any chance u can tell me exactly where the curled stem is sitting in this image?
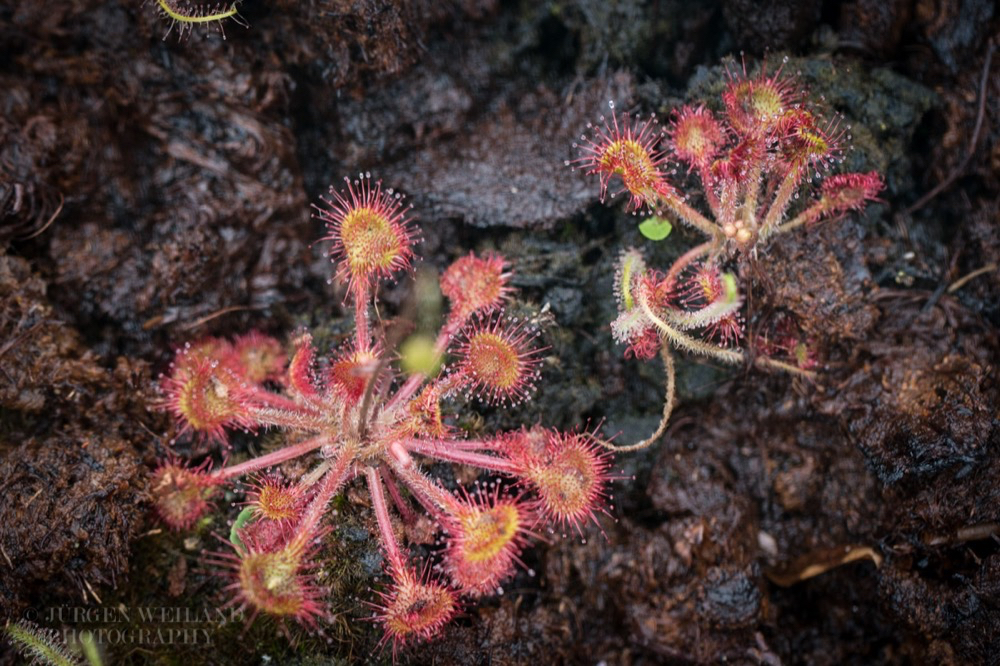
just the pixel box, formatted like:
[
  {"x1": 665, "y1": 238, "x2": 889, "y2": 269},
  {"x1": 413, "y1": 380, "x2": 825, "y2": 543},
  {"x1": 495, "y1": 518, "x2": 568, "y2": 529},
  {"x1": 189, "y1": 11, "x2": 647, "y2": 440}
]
[
  {"x1": 598, "y1": 346, "x2": 675, "y2": 452},
  {"x1": 600, "y1": 292, "x2": 816, "y2": 453}
]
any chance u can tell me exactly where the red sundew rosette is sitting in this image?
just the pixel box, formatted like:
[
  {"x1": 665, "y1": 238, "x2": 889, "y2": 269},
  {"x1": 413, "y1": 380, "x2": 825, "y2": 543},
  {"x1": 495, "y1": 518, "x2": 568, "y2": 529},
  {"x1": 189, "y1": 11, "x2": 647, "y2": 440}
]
[
  {"x1": 150, "y1": 459, "x2": 220, "y2": 531},
  {"x1": 668, "y1": 105, "x2": 726, "y2": 171},
  {"x1": 326, "y1": 342, "x2": 381, "y2": 404},
  {"x1": 805, "y1": 171, "x2": 886, "y2": 224},
  {"x1": 504, "y1": 428, "x2": 614, "y2": 535},
  {"x1": 440, "y1": 252, "x2": 512, "y2": 325},
  {"x1": 442, "y1": 493, "x2": 532, "y2": 596},
  {"x1": 451, "y1": 315, "x2": 545, "y2": 406},
  {"x1": 313, "y1": 175, "x2": 418, "y2": 299},
  {"x1": 571, "y1": 107, "x2": 670, "y2": 212},
  {"x1": 374, "y1": 567, "x2": 458, "y2": 654},
  {"x1": 159, "y1": 352, "x2": 256, "y2": 446},
  {"x1": 227, "y1": 331, "x2": 286, "y2": 385},
  {"x1": 722, "y1": 61, "x2": 798, "y2": 138}
]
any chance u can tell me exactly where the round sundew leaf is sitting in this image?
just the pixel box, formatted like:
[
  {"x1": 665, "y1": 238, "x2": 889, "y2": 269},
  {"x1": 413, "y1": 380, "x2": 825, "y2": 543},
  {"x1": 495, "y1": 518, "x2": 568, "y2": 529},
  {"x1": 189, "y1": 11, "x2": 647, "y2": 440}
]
[{"x1": 638, "y1": 217, "x2": 673, "y2": 241}]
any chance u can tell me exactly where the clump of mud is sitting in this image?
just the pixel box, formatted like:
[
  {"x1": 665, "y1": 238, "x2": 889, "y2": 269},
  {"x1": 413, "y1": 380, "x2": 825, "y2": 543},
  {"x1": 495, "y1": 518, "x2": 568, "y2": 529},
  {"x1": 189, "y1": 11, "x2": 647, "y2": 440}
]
[{"x1": 0, "y1": 250, "x2": 149, "y2": 614}]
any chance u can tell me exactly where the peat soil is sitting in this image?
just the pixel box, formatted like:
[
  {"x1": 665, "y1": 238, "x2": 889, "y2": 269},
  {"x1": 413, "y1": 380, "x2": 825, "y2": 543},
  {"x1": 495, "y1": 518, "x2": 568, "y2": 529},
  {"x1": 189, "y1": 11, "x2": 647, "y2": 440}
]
[{"x1": 1, "y1": 1, "x2": 999, "y2": 664}]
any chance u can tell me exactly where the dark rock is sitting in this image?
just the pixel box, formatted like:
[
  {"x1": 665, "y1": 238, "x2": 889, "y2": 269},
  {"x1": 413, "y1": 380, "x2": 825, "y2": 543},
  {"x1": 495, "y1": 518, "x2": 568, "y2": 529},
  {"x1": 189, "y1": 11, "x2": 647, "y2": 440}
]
[{"x1": 722, "y1": 0, "x2": 821, "y2": 53}]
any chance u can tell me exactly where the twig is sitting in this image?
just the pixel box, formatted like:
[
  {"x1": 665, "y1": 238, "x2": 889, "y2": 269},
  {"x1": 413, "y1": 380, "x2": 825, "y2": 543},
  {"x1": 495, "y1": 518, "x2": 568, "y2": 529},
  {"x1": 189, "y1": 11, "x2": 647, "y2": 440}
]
[
  {"x1": 903, "y1": 40, "x2": 996, "y2": 216},
  {"x1": 0, "y1": 323, "x2": 44, "y2": 361},
  {"x1": 82, "y1": 578, "x2": 103, "y2": 605},
  {"x1": 924, "y1": 522, "x2": 999, "y2": 546},
  {"x1": 766, "y1": 545, "x2": 882, "y2": 587},
  {"x1": 947, "y1": 263, "x2": 998, "y2": 293},
  {"x1": 178, "y1": 305, "x2": 256, "y2": 330},
  {"x1": 18, "y1": 193, "x2": 64, "y2": 240},
  {"x1": 754, "y1": 355, "x2": 817, "y2": 380}
]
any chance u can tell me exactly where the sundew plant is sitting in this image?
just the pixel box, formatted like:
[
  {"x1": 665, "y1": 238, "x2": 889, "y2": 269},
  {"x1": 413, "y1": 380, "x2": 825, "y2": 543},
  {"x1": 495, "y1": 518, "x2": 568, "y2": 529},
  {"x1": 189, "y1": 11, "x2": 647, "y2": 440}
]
[
  {"x1": 151, "y1": 175, "x2": 616, "y2": 653},
  {"x1": 572, "y1": 58, "x2": 884, "y2": 450}
]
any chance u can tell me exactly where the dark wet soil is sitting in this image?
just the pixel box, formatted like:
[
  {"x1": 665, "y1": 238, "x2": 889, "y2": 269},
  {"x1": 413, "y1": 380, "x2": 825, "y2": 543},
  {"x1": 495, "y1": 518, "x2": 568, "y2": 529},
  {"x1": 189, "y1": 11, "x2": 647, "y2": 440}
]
[{"x1": 1, "y1": 1, "x2": 998, "y2": 664}]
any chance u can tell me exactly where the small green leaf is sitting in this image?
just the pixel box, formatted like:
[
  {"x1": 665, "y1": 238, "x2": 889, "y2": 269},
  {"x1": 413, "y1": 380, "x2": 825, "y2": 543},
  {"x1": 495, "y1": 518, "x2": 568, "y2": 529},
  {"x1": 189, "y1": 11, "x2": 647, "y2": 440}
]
[
  {"x1": 230, "y1": 506, "x2": 256, "y2": 554},
  {"x1": 638, "y1": 217, "x2": 673, "y2": 241}
]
